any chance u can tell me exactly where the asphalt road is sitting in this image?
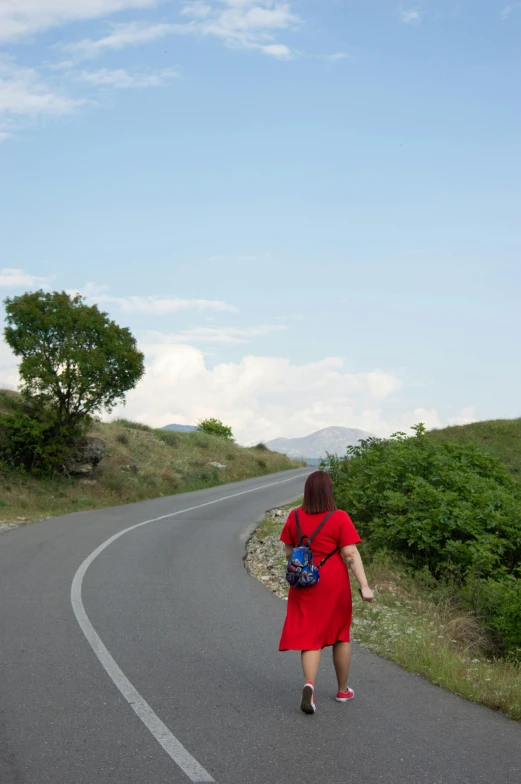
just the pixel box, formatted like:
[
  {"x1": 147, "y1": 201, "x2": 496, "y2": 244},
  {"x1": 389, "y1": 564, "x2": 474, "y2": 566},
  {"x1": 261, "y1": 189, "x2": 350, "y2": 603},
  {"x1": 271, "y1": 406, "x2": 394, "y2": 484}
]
[{"x1": 1, "y1": 468, "x2": 520, "y2": 784}]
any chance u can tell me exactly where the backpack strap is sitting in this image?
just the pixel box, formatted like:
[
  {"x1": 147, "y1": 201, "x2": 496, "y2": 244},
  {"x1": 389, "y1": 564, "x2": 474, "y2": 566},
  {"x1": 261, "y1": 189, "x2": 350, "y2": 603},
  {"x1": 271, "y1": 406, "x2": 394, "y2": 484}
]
[
  {"x1": 318, "y1": 547, "x2": 339, "y2": 568},
  {"x1": 294, "y1": 509, "x2": 338, "y2": 566},
  {"x1": 308, "y1": 510, "x2": 335, "y2": 546},
  {"x1": 294, "y1": 508, "x2": 304, "y2": 546}
]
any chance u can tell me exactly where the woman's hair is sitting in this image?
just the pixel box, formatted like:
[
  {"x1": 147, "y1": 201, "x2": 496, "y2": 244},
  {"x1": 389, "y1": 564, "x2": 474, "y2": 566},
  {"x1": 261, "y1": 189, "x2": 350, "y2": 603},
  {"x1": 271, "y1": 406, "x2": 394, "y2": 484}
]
[{"x1": 302, "y1": 470, "x2": 337, "y2": 514}]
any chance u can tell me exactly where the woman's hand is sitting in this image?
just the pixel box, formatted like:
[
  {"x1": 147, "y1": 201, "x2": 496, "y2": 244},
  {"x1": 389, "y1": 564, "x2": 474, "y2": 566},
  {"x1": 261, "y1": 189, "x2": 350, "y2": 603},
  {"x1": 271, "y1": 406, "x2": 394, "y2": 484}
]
[{"x1": 360, "y1": 586, "x2": 374, "y2": 602}]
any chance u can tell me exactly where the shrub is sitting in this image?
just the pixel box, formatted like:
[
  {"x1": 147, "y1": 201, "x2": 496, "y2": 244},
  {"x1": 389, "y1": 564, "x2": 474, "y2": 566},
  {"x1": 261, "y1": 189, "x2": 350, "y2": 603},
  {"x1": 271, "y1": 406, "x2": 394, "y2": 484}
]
[
  {"x1": 193, "y1": 465, "x2": 220, "y2": 485},
  {"x1": 197, "y1": 418, "x2": 233, "y2": 439},
  {"x1": 463, "y1": 575, "x2": 521, "y2": 657},
  {"x1": 325, "y1": 425, "x2": 521, "y2": 580},
  {"x1": 156, "y1": 430, "x2": 180, "y2": 447},
  {"x1": 0, "y1": 410, "x2": 77, "y2": 474},
  {"x1": 255, "y1": 442, "x2": 269, "y2": 451},
  {"x1": 190, "y1": 431, "x2": 212, "y2": 449},
  {"x1": 116, "y1": 432, "x2": 129, "y2": 445},
  {"x1": 324, "y1": 424, "x2": 521, "y2": 658}
]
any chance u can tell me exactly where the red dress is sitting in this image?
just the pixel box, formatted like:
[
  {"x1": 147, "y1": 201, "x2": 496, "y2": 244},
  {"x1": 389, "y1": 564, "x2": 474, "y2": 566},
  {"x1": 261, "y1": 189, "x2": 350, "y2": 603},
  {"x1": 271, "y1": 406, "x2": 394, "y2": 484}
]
[{"x1": 279, "y1": 507, "x2": 362, "y2": 651}]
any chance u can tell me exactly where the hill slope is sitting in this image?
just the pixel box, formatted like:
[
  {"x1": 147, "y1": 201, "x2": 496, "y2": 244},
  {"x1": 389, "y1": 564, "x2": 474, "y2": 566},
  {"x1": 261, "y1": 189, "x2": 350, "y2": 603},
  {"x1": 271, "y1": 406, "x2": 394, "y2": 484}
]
[
  {"x1": 266, "y1": 426, "x2": 374, "y2": 460},
  {"x1": 427, "y1": 418, "x2": 521, "y2": 478},
  {"x1": 0, "y1": 401, "x2": 302, "y2": 526}
]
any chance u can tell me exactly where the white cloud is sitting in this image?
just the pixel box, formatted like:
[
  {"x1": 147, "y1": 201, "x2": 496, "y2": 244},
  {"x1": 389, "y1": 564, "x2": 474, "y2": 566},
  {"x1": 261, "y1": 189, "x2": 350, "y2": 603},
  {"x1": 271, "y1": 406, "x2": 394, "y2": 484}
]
[
  {"x1": 111, "y1": 342, "x2": 407, "y2": 442},
  {"x1": 92, "y1": 294, "x2": 237, "y2": 314},
  {"x1": 324, "y1": 52, "x2": 349, "y2": 62},
  {"x1": 62, "y1": 21, "x2": 179, "y2": 58},
  {"x1": 64, "y1": 2, "x2": 299, "y2": 60},
  {"x1": 399, "y1": 6, "x2": 421, "y2": 24},
  {"x1": 69, "y1": 283, "x2": 237, "y2": 313},
  {"x1": 174, "y1": 1, "x2": 300, "y2": 58},
  {"x1": 144, "y1": 324, "x2": 285, "y2": 345},
  {"x1": 112, "y1": 341, "x2": 483, "y2": 444},
  {"x1": 0, "y1": 0, "x2": 166, "y2": 42},
  {"x1": 259, "y1": 43, "x2": 293, "y2": 59},
  {"x1": 501, "y1": 4, "x2": 521, "y2": 19},
  {"x1": 0, "y1": 268, "x2": 51, "y2": 287},
  {"x1": 0, "y1": 59, "x2": 82, "y2": 127},
  {"x1": 447, "y1": 406, "x2": 477, "y2": 427},
  {"x1": 78, "y1": 67, "x2": 178, "y2": 88},
  {"x1": 181, "y1": 1, "x2": 212, "y2": 18}
]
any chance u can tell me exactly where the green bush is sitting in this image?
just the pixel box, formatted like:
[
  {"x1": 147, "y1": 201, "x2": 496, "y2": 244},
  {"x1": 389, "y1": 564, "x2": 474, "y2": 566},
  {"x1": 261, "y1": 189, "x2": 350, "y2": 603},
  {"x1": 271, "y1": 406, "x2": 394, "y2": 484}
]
[
  {"x1": 193, "y1": 465, "x2": 221, "y2": 485},
  {"x1": 197, "y1": 417, "x2": 233, "y2": 439},
  {"x1": 0, "y1": 411, "x2": 44, "y2": 471},
  {"x1": 324, "y1": 424, "x2": 521, "y2": 658},
  {"x1": 461, "y1": 575, "x2": 521, "y2": 657},
  {"x1": 190, "y1": 431, "x2": 212, "y2": 449},
  {"x1": 325, "y1": 425, "x2": 521, "y2": 580},
  {"x1": 156, "y1": 430, "x2": 180, "y2": 447},
  {"x1": 0, "y1": 408, "x2": 79, "y2": 474}
]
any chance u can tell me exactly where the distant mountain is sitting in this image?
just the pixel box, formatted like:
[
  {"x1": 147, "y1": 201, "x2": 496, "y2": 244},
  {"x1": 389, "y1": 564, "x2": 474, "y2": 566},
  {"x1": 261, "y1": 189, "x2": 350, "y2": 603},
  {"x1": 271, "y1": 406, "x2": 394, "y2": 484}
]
[
  {"x1": 162, "y1": 424, "x2": 197, "y2": 432},
  {"x1": 266, "y1": 426, "x2": 373, "y2": 461}
]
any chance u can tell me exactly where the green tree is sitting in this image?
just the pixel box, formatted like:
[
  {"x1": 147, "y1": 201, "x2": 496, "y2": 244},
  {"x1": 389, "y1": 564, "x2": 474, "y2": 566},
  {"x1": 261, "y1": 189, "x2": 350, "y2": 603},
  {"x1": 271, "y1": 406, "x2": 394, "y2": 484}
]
[
  {"x1": 197, "y1": 417, "x2": 233, "y2": 439},
  {"x1": 3, "y1": 290, "x2": 145, "y2": 435}
]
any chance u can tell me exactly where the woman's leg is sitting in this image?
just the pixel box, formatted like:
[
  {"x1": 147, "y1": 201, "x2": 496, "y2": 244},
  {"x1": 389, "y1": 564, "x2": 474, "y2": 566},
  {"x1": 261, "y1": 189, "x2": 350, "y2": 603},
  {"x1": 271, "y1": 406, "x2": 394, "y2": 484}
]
[
  {"x1": 332, "y1": 642, "x2": 351, "y2": 691},
  {"x1": 301, "y1": 649, "x2": 321, "y2": 684}
]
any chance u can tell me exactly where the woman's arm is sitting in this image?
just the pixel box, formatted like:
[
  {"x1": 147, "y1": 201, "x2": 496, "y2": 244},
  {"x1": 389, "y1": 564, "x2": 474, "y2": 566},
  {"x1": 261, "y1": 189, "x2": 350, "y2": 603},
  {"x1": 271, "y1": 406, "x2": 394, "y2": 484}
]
[
  {"x1": 341, "y1": 544, "x2": 374, "y2": 602},
  {"x1": 284, "y1": 544, "x2": 294, "y2": 559}
]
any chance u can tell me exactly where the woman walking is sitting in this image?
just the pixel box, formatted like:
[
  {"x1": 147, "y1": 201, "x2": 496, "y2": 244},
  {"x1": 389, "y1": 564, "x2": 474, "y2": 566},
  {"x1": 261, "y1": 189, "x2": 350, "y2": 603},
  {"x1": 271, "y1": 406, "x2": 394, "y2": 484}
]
[{"x1": 279, "y1": 471, "x2": 373, "y2": 714}]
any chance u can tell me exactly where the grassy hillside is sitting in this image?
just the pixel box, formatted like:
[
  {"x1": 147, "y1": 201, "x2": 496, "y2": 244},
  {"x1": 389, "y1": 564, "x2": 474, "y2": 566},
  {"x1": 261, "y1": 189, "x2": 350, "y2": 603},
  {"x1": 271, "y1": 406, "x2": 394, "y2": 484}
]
[
  {"x1": 0, "y1": 401, "x2": 302, "y2": 525},
  {"x1": 427, "y1": 418, "x2": 521, "y2": 478}
]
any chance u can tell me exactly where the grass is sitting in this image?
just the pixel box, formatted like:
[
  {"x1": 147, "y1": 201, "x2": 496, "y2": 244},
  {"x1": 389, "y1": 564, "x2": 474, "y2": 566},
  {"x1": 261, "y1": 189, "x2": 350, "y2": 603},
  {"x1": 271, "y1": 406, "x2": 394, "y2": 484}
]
[
  {"x1": 247, "y1": 502, "x2": 521, "y2": 722},
  {"x1": 0, "y1": 411, "x2": 303, "y2": 525},
  {"x1": 427, "y1": 418, "x2": 521, "y2": 479}
]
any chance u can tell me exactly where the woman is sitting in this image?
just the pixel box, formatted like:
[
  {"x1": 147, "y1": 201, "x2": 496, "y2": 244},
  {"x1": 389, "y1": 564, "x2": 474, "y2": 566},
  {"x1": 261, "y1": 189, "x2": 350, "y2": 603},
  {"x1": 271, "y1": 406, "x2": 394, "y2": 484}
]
[{"x1": 279, "y1": 470, "x2": 373, "y2": 714}]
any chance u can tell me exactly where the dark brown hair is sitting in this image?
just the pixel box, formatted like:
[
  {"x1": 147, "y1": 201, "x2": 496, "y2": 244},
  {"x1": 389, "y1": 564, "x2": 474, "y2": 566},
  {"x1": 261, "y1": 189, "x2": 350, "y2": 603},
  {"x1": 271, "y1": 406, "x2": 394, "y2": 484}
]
[{"x1": 302, "y1": 470, "x2": 337, "y2": 514}]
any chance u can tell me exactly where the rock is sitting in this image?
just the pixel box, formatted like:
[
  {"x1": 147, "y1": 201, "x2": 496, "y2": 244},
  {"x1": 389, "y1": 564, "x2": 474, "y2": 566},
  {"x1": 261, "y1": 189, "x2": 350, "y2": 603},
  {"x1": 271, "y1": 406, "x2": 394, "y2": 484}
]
[
  {"x1": 121, "y1": 463, "x2": 139, "y2": 473},
  {"x1": 63, "y1": 436, "x2": 106, "y2": 476},
  {"x1": 74, "y1": 437, "x2": 105, "y2": 465},
  {"x1": 69, "y1": 463, "x2": 92, "y2": 476},
  {"x1": 209, "y1": 462, "x2": 227, "y2": 469}
]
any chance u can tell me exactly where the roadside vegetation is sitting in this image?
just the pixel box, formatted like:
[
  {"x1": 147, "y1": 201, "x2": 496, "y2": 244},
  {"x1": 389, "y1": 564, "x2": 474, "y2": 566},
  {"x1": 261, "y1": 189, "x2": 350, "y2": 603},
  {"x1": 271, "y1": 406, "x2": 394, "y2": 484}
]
[
  {"x1": 324, "y1": 424, "x2": 521, "y2": 661},
  {"x1": 0, "y1": 407, "x2": 301, "y2": 525},
  {"x1": 246, "y1": 501, "x2": 521, "y2": 721}
]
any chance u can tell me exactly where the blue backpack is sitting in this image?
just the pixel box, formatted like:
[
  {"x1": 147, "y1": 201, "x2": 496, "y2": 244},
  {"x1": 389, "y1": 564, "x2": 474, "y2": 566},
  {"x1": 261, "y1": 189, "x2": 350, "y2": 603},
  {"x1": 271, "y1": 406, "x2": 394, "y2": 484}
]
[{"x1": 285, "y1": 509, "x2": 338, "y2": 588}]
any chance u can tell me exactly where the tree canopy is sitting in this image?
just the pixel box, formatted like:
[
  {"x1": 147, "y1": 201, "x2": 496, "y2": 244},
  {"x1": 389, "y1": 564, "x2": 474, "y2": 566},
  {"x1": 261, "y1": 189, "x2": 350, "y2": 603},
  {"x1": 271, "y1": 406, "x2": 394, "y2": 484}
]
[
  {"x1": 3, "y1": 290, "x2": 145, "y2": 431},
  {"x1": 197, "y1": 417, "x2": 234, "y2": 439}
]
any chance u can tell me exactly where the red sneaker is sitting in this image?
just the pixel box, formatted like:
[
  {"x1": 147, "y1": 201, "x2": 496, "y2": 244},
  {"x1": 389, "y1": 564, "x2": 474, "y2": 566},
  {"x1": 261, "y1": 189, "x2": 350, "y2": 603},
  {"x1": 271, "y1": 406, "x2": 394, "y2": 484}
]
[
  {"x1": 336, "y1": 688, "x2": 355, "y2": 703},
  {"x1": 300, "y1": 682, "x2": 316, "y2": 714}
]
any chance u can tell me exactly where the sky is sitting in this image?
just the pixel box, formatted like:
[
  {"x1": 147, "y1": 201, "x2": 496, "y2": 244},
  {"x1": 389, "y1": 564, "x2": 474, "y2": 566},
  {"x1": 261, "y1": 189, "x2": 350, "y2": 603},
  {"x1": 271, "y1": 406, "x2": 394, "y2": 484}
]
[{"x1": 0, "y1": 1, "x2": 520, "y2": 445}]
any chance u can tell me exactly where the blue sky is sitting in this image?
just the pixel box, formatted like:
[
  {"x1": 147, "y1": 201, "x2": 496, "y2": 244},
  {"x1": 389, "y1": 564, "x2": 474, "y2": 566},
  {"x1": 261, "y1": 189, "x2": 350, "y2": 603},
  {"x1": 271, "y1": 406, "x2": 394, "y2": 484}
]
[{"x1": 0, "y1": 1, "x2": 520, "y2": 444}]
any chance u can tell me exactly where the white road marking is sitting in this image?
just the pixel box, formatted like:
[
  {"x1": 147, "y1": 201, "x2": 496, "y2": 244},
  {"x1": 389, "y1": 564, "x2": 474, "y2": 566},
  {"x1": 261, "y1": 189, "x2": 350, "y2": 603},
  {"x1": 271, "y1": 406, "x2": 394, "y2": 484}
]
[{"x1": 71, "y1": 471, "x2": 308, "y2": 783}]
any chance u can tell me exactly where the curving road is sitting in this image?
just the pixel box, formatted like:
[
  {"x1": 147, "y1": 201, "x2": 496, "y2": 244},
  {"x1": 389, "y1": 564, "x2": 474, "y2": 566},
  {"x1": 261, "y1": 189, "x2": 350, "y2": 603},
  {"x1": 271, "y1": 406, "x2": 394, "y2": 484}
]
[{"x1": 1, "y1": 468, "x2": 520, "y2": 784}]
